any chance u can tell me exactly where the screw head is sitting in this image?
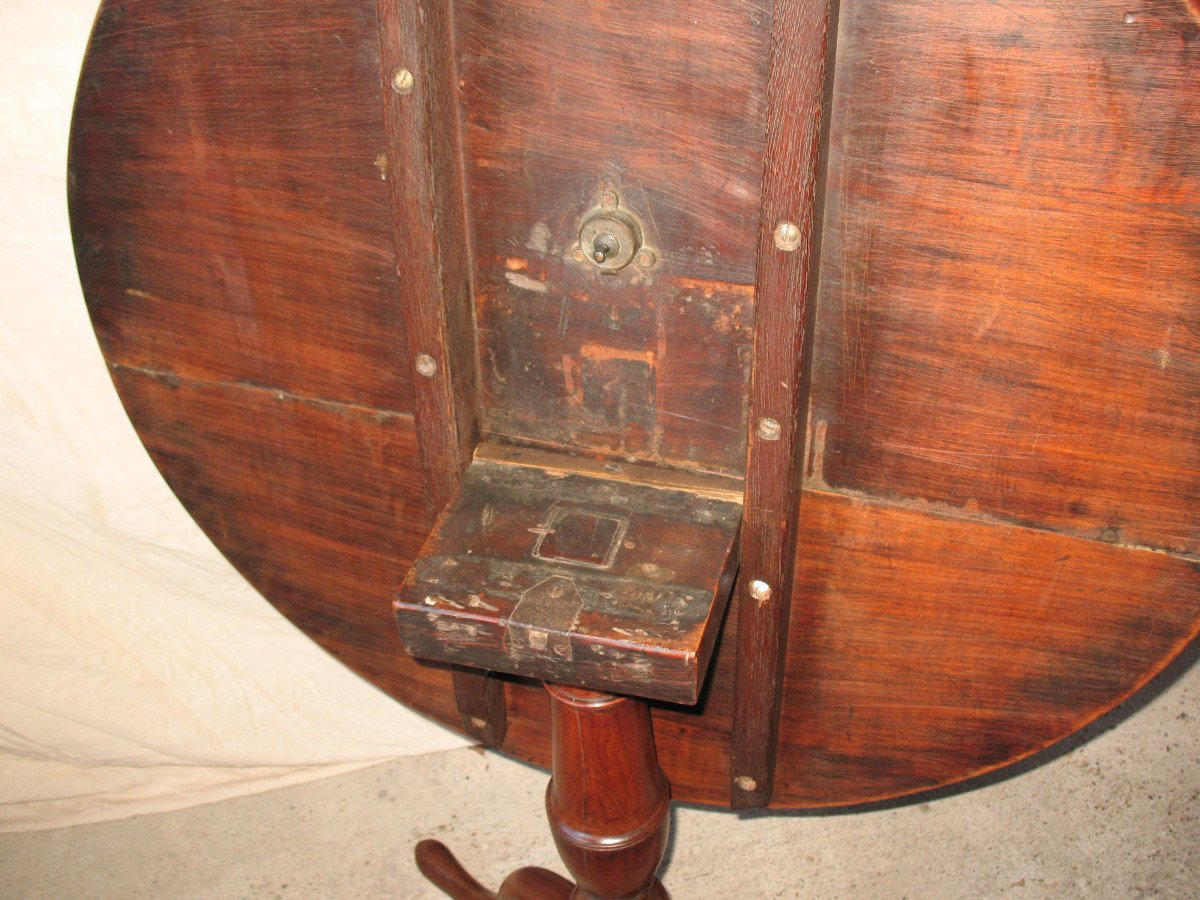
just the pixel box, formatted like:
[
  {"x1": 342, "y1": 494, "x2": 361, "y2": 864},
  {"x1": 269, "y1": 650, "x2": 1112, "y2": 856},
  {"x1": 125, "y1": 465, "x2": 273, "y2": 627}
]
[
  {"x1": 757, "y1": 417, "x2": 782, "y2": 441},
  {"x1": 774, "y1": 221, "x2": 802, "y2": 251},
  {"x1": 592, "y1": 232, "x2": 619, "y2": 264},
  {"x1": 735, "y1": 775, "x2": 758, "y2": 792},
  {"x1": 637, "y1": 248, "x2": 657, "y2": 268},
  {"x1": 579, "y1": 211, "x2": 640, "y2": 271},
  {"x1": 748, "y1": 579, "x2": 772, "y2": 603},
  {"x1": 390, "y1": 67, "x2": 415, "y2": 95},
  {"x1": 415, "y1": 353, "x2": 438, "y2": 378},
  {"x1": 571, "y1": 246, "x2": 586, "y2": 262},
  {"x1": 599, "y1": 190, "x2": 619, "y2": 209}
]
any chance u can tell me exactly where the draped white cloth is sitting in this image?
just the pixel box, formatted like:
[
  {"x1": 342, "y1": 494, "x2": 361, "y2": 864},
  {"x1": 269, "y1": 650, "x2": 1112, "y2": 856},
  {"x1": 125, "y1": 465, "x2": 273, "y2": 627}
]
[{"x1": 0, "y1": 0, "x2": 467, "y2": 833}]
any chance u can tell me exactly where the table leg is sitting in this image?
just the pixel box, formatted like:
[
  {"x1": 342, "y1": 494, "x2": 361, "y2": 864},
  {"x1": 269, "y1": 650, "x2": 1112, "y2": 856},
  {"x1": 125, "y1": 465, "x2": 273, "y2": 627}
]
[{"x1": 415, "y1": 682, "x2": 670, "y2": 900}]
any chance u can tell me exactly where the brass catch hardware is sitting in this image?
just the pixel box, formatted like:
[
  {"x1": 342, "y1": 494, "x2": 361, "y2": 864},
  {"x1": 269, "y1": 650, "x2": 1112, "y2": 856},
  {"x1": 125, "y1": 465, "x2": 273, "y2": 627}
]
[{"x1": 571, "y1": 188, "x2": 657, "y2": 272}]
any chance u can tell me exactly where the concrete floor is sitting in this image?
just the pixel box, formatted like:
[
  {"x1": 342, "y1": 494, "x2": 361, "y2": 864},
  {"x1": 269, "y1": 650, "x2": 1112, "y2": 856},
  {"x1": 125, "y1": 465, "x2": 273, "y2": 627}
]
[{"x1": 4, "y1": 659, "x2": 1199, "y2": 899}]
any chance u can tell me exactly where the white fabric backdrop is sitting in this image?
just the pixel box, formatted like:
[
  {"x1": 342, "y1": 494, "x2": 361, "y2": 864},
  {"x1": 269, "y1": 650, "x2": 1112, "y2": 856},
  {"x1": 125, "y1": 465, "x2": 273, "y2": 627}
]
[{"x1": 0, "y1": 1, "x2": 467, "y2": 833}]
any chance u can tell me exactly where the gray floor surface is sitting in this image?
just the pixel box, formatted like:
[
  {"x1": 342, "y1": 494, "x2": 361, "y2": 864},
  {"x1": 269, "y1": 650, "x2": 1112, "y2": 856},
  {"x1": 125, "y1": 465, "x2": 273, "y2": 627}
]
[{"x1": 4, "y1": 658, "x2": 1199, "y2": 899}]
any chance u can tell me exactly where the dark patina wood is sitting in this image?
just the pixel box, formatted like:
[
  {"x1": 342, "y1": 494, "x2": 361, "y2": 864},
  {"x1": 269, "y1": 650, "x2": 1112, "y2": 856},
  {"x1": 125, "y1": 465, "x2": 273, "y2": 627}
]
[
  {"x1": 732, "y1": 0, "x2": 840, "y2": 808},
  {"x1": 395, "y1": 448, "x2": 741, "y2": 704},
  {"x1": 811, "y1": 0, "x2": 1200, "y2": 556},
  {"x1": 456, "y1": 0, "x2": 771, "y2": 477},
  {"x1": 97, "y1": 364, "x2": 1200, "y2": 808},
  {"x1": 70, "y1": 0, "x2": 411, "y2": 413},
  {"x1": 376, "y1": 0, "x2": 477, "y2": 504},
  {"x1": 70, "y1": 0, "x2": 1200, "y2": 828}
]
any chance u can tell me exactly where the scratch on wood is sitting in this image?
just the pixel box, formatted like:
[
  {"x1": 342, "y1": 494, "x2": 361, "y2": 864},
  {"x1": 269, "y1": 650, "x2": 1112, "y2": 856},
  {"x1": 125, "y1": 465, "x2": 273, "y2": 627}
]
[
  {"x1": 808, "y1": 483, "x2": 1200, "y2": 564},
  {"x1": 658, "y1": 409, "x2": 739, "y2": 434},
  {"x1": 526, "y1": 222, "x2": 552, "y2": 253},
  {"x1": 656, "y1": 304, "x2": 668, "y2": 360},
  {"x1": 435, "y1": 620, "x2": 482, "y2": 640},
  {"x1": 974, "y1": 300, "x2": 1001, "y2": 339},
  {"x1": 505, "y1": 271, "x2": 550, "y2": 293},
  {"x1": 1156, "y1": 324, "x2": 1173, "y2": 369},
  {"x1": 806, "y1": 417, "x2": 829, "y2": 487},
  {"x1": 580, "y1": 342, "x2": 655, "y2": 366},
  {"x1": 1038, "y1": 554, "x2": 1070, "y2": 608},
  {"x1": 468, "y1": 593, "x2": 499, "y2": 612},
  {"x1": 670, "y1": 275, "x2": 756, "y2": 298},
  {"x1": 109, "y1": 363, "x2": 411, "y2": 420},
  {"x1": 125, "y1": 287, "x2": 168, "y2": 302},
  {"x1": 486, "y1": 346, "x2": 508, "y2": 385}
]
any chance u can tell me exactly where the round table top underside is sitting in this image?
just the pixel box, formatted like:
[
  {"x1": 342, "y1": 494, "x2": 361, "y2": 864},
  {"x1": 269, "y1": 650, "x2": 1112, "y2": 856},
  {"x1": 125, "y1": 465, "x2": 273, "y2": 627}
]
[{"x1": 69, "y1": 0, "x2": 1200, "y2": 808}]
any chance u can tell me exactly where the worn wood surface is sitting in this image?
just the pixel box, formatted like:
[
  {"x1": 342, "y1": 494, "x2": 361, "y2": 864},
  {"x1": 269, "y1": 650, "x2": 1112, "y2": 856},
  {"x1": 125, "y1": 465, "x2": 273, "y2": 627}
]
[
  {"x1": 812, "y1": 0, "x2": 1200, "y2": 554},
  {"x1": 732, "y1": 0, "x2": 840, "y2": 809},
  {"x1": 377, "y1": 0, "x2": 478, "y2": 508},
  {"x1": 70, "y1": 0, "x2": 410, "y2": 413},
  {"x1": 395, "y1": 453, "x2": 741, "y2": 704},
  {"x1": 70, "y1": 0, "x2": 1200, "y2": 809},
  {"x1": 98, "y1": 366, "x2": 1200, "y2": 808},
  {"x1": 457, "y1": 0, "x2": 771, "y2": 476}
]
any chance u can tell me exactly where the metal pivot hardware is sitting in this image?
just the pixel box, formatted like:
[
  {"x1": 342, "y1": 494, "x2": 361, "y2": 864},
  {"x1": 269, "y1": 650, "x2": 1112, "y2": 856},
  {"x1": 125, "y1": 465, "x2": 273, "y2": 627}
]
[{"x1": 574, "y1": 189, "x2": 654, "y2": 272}]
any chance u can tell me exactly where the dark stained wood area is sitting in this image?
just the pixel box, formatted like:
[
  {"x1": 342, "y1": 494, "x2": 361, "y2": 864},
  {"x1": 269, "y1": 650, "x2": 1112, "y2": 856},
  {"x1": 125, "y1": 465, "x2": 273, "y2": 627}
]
[
  {"x1": 70, "y1": 0, "x2": 411, "y2": 414},
  {"x1": 99, "y1": 368, "x2": 1200, "y2": 807},
  {"x1": 69, "y1": 0, "x2": 1200, "y2": 812},
  {"x1": 774, "y1": 491, "x2": 1200, "y2": 806},
  {"x1": 456, "y1": 0, "x2": 772, "y2": 476},
  {"x1": 395, "y1": 451, "x2": 741, "y2": 703},
  {"x1": 810, "y1": 0, "x2": 1200, "y2": 554}
]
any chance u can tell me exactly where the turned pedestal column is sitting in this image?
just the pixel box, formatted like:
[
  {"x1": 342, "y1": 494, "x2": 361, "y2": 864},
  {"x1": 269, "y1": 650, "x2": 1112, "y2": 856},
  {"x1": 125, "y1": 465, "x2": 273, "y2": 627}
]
[{"x1": 417, "y1": 682, "x2": 670, "y2": 899}]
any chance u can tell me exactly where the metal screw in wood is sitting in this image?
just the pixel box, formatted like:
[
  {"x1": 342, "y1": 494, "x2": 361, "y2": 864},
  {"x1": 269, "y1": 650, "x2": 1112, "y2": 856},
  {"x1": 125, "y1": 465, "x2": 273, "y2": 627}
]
[
  {"x1": 415, "y1": 353, "x2": 438, "y2": 377},
  {"x1": 391, "y1": 67, "x2": 415, "y2": 94},
  {"x1": 748, "y1": 580, "x2": 772, "y2": 604},
  {"x1": 757, "y1": 417, "x2": 782, "y2": 441},
  {"x1": 773, "y1": 221, "x2": 801, "y2": 251}
]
